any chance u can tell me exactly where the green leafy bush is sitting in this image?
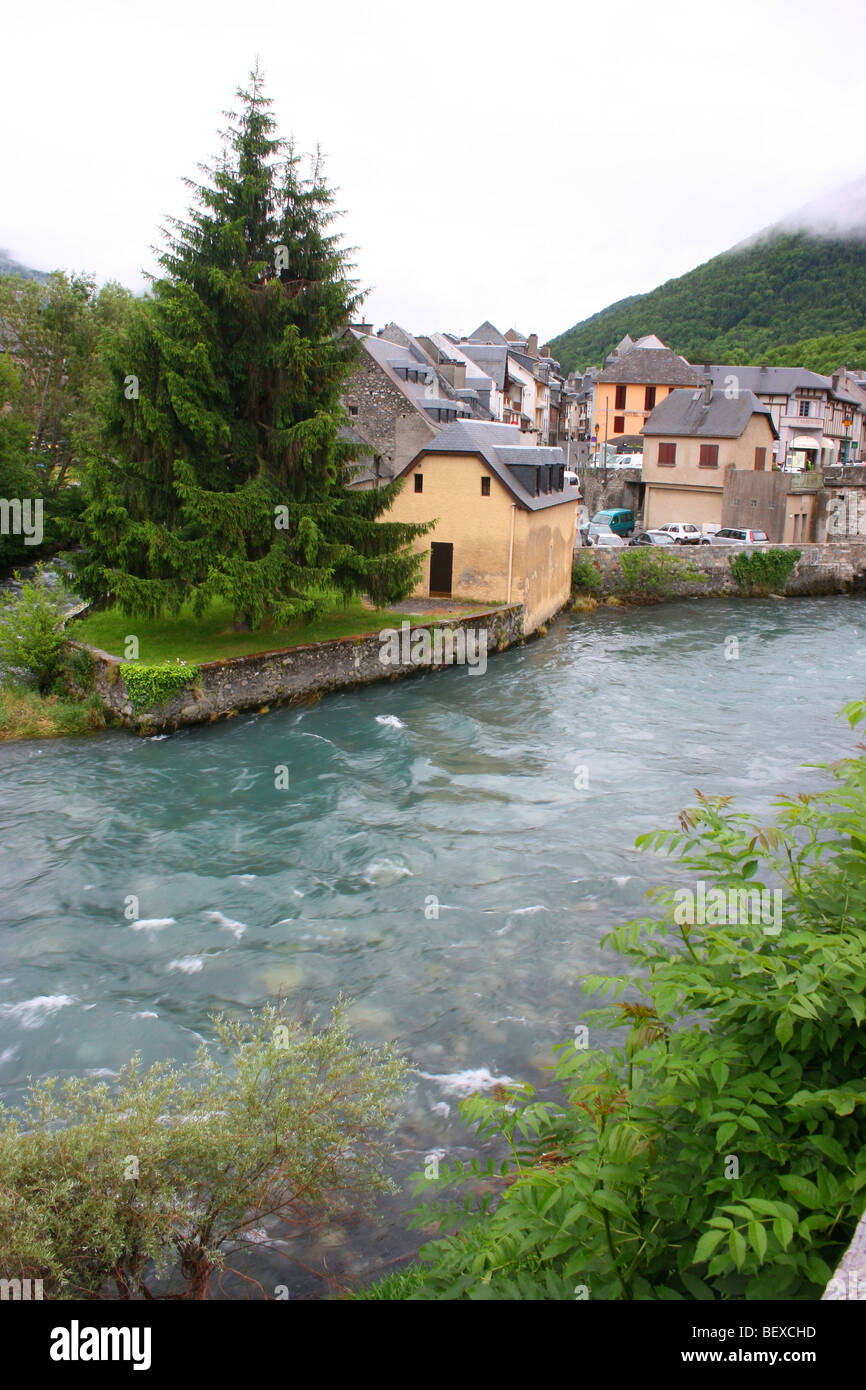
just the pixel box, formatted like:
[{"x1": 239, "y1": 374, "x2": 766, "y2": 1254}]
[
  {"x1": 0, "y1": 1000, "x2": 407, "y2": 1299},
  {"x1": 0, "y1": 568, "x2": 69, "y2": 694},
  {"x1": 617, "y1": 547, "x2": 706, "y2": 599},
  {"x1": 730, "y1": 548, "x2": 800, "y2": 596},
  {"x1": 374, "y1": 699, "x2": 866, "y2": 1300},
  {"x1": 120, "y1": 658, "x2": 202, "y2": 710},
  {"x1": 572, "y1": 554, "x2": 603, "y2": 594}
]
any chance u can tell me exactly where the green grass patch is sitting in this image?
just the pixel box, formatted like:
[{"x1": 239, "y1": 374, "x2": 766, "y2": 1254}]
[
  {"x1": 73, "y1": 597, "x2": 429, "y2": 664},
  {"x1": 0, "y1": 685, "x2": 110, "y2": 741}
]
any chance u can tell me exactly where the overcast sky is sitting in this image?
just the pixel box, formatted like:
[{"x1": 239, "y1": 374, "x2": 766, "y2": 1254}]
[{"x1": 3, "y1": 0, "x2": 866, "y2": 343}]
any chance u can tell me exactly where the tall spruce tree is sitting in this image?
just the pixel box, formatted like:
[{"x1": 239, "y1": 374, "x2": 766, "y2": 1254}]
[{"x1": 79, "y1": 66, "x2": 429, "y2": 627}]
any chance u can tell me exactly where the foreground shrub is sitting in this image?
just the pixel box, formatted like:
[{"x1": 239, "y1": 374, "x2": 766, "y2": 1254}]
[
  {"x1": 374, "y1": 699, "x2": 866, "y2": 1300},
  {"x1": 572, "y1": 554, "x2": 603, "y2": 595},
  {"x1": 0, "y1": 1000, "x2": 407, "y2": 1299},
  {"x1": 730, "y1": 547, "x2": 800, "y2": 596},
  {"x1": 617, "y1": 547, "x2": 707, "y2": 599},
  {"x1": 0, "y1": 568, "x2": 69, "y2": 693}
]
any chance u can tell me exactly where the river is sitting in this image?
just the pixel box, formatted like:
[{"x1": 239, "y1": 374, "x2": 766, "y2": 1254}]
[{"x1": 1, "y1": 596, "x2": 865, "y2": 1295}]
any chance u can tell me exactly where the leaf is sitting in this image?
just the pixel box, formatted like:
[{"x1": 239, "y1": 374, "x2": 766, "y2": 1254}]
[
  {"x1": 807, "y1": 1134, "x2": 848, "y2": 1166},
  {"x1": 748, "y1": 1221, "x2": 768, "y2": 1261},
  {"x1": 711, "y1": 1060, "x2": 730, "y2": 1091},
  {"x1": 775, "y1": 1012, "x2": 794, "y2": 1045},
  {"x1": 729, "y1": 1228, "x2": 747, "y2": 1270},
  {"x1": 694, "y1": 1228, "x2": 726, "y2": 1263}
]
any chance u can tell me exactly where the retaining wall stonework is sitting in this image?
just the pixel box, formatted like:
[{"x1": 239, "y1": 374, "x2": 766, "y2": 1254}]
[
  {"x1": 584, "y1": 540, "x2": 866, "y2": 599},
  {"x1": 83, "y1": 604, "x2": 525, "y2": 733}
]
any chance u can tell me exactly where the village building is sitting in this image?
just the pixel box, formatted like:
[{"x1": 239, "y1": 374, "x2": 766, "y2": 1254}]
[
  {"x1": 454, "y1": 322, "x2": 565, "y2": 446},
  {"x1": 641, "y1": 382, "x2": 778, "y2": 531},
  {"x1": 341, "y1": 324, "x2": 494, "y2": 487},
  {"x1": 593, "y1": 338, "x2": 703, "y2": 452},
  {"x1": 382, "y1": 420, "x2": 579, "y2": 634},
  {"x1": 704, "y1": 364, "x2": 863, "y2": 469}
]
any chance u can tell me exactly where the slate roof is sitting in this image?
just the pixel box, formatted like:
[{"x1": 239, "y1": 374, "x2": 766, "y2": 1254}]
[
  {"x1": 599, "y1": 347, "x2": 702, "y2": 386},
  {"x1": 706, "y1": 363, "x2": 862, "y2": 408},
  {"x1": 642, "y1": 388, "x2": 779, "y2": 440},
  {"x1": 458, "y1": 342, "x2": 508, "y2": 390},
  {"x1": 399, "y1": 421, "x2": 574, "y2": 512},
  {"x1": 466, "y1": 320, "x2": 510, "y2": 345}
]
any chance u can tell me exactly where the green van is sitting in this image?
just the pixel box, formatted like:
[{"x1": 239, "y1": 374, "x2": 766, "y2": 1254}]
[{"x1": 591, "y1": 508, "x2": 636, "y2": 537}]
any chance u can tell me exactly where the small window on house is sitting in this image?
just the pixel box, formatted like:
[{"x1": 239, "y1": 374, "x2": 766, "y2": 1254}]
[
  {"x1": 347, "y1": 401, "x2": 358, "y2": 416},
  {"x1": 699, "y1": 444, "x2": 719, "y2": 468},
  {"x1": 614, "y1": 383, "x2": 627, "y2": 410},
  {"x1": 658, "y1": 442, "x2": 677, "y2": 466},
  {"x1": 481, "y1": 476, "x2": 491, "y2": 496},
  {"x1": 644, "y1": 386, "x2": 656, "y2": 412},
  {"x1": 754, "y1": 447, "x2": 766, "y2": 471},
  {"x1": 614, "y1": 415, "x2": 625, "y2": 434},
  {"x1": 414, "y1": 473, "x2": 423, "y2": 493},
  {"x1": 799, "y1": 400, "x2": 811, "y2": 417},
  {"x1": 751, "y1": 499, "x2": 758, "y2": 507}
]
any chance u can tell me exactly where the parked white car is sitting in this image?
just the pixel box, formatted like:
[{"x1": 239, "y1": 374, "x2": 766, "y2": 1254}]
[
  {"x1": 655, "y1": 522, "x2": 710, "y2": 546},
  {"x1": 706, "y1": 527, "x2": 769, "y2": 545}
]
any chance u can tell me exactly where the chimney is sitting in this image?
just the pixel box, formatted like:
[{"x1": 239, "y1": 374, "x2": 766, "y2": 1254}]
[
  {"x1": 703, "y1": 378, "x2": 713, "y2": 406},
  {"x1": 540, "y1": 343, "x2": 551, "y2": 358},
  {"x1": 350, "y1": 321, "x2": 373, "y2": 335},
  {"x1": 527, "y1": 333, "x2": 538, "y2": 359},
  {"x1": 832, "y1": 373, "x2": 841, "y2": 392}
]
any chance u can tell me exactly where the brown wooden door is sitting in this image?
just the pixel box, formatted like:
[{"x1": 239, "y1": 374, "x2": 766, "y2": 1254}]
[{"x1": 429, "y1": 542, "x2": 453, "y2": 596}]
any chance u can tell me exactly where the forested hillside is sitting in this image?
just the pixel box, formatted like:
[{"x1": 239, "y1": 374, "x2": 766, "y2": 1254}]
[{"x1": 551, "y1": 232, "x2": 866, "y2": 373}]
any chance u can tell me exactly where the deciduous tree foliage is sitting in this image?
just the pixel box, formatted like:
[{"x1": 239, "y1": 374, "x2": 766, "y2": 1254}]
[{"x1": 79, "y1": 67, "x2": 429, "y2": 627}]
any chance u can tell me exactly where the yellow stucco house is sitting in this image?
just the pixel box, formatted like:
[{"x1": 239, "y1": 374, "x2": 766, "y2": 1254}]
[
  {"x1": 641, "y1": 383, "x2": 779, "y2": 530},
  {"x1": 593, "y1": 339, "x2": 703, "y2": 450},
  {"x1": 383, "y1": 421, "x2": 579, "y2": 634}
]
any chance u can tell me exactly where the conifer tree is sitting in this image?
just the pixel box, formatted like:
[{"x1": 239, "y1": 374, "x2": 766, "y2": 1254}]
[{"x1": 79, "y1": 66, "x2": 429, "y2": 627}]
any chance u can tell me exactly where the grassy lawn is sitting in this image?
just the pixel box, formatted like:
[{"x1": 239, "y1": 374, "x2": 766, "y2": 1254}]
[{"x1": 72, "y1": 596, "x2": 429, "y2": 664}]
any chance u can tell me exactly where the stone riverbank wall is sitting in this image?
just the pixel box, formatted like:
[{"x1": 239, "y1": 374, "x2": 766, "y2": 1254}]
[
  {"x1": 582, "y1": 540, "x2": 866, "y2": 599},
  {"x1": 81, "y1": 604, "x2": 525, "y2": 733}
]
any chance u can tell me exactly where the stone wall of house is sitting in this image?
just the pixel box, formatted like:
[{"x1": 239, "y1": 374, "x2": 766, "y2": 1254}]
[
  {"x1": 83, "y1": 604, "x2": 525, "y2": 733},
  {"x1": 580, "y1": 540, "x2": 866, "y2": 599},
  {"x1": 345, "y1": 354, "x2": 437, "y2": 481},
  {"x1": 575, "y1": 466, "x2": 643, "y2": 518}
]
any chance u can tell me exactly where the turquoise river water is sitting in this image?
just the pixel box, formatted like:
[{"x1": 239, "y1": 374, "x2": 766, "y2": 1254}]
[{"x1": 1, "y1": 596, "x2": 865, "y2": 1294}]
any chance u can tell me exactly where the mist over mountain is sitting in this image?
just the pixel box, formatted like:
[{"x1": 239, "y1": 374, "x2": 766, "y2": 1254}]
[{"x1": 0, "y1": 250, "x2": 50, "y2": 283}]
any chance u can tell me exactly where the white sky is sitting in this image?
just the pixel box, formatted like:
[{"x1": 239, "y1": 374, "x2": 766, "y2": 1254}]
[{"x1": 3, "y1": 0, "x2": 866, "y2": 343}]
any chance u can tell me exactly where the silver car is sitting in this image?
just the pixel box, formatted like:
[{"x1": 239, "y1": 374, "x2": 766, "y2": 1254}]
[{"x1": 707, "y1": 527, "x2": 769, "y2": 545}]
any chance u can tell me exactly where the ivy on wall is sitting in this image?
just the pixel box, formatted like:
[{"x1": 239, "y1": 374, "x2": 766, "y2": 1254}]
[
  {"x1": 729, "y1": 549, "x2": 801, "y2": 597},
  {"x1": 119, "y1": 660, "x2": 202, "y2": 710}
]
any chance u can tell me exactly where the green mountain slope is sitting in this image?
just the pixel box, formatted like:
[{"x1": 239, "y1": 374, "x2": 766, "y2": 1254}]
[{"x1": 551, "y1": 232, "x2": 866, "y2": 374}]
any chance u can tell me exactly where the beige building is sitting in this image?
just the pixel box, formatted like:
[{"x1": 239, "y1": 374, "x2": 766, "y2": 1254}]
[
  {"x1": 641, "y1": 383, "x2": 778, "y2": 530},
  {"x1": 383, "y1": 421, "x2": 579, "y2": 634}
]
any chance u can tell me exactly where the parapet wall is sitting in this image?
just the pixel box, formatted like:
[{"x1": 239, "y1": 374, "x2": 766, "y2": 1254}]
[
  {"x1": 82, "y1": 604, "x2": 525, "y2": 733},
  {"x1": 584, "y1": 540, "x2": 866, "y2": 598}
]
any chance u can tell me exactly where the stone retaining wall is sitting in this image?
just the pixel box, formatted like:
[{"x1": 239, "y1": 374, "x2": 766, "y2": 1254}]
[
  {"x1": 581, "y1": 540, "x2": 866, "y2": 600},
  {"x1": 82, "y1": 604, "x2": 525, "y2": 733}
]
